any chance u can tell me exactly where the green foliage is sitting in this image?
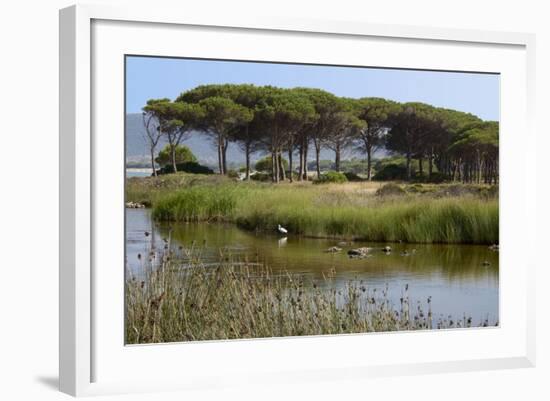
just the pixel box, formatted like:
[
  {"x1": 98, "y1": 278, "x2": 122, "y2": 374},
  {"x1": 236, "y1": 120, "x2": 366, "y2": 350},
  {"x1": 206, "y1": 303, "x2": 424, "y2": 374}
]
[
  {"x1": 254, "y1": 156, "x2": 288, "y2": 172},
  {"x1": 226, "y1": 169, "x2": 240, "y2": 179},
  {"x1": 343, "y1": 171, "x2": 364, "y2": 182},
  {"x1": 127, "y1": 175, "x2": 498, "y2": 244},
  {"x1": 155, "y1": 144, "x2": 197, "y2": 167},
  {"x1": 373, "y1": 163, "x2": 408, "y2": 181},
  {"x1": 307, "y1": 159, "x2": 333, "y2": 171},
  {"x1": 249, "y1": 172, "x2": 272, "y2": 182},
  {"x1": 152, "y1": 186, "x2": 238, "y2": 222},
  {"x1": 157, "y1": 162, "x2": 214, "y2": 175},
  {"x1": 313, "y1": 171, "x2": 348, "y2": 184},
  {"x1": 143, "y1": 84, "x2": 499, "y2": 184}
]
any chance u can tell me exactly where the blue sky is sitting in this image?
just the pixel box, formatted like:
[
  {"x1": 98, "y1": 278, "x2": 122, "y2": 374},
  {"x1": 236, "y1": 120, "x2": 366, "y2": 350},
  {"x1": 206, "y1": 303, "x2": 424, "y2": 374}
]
[{"x1": 126, "y1": 56, "x2": 500, "y2": 121}]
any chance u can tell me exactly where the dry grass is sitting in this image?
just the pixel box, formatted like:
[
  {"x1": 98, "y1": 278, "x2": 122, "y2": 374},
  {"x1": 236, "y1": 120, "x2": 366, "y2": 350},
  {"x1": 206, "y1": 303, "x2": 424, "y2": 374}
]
[{"x1": 125, "y1": 244, "x2": 494, "y2": 344}]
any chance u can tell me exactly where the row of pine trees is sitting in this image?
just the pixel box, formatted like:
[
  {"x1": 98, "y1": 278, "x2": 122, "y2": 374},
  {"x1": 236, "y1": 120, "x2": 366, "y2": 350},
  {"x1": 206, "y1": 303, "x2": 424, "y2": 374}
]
[{"x1": 141, "y1": 84, "x2": 499, "y2": 184}]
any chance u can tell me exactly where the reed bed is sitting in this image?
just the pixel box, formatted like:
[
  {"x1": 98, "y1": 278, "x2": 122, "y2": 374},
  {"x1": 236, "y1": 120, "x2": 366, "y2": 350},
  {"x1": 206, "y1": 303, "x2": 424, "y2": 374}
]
[
  {"x1": 125, "y1": 245, "x2": 492, "y2": 344},
  {"x1": 148, "y1": 182, "x2": 498, "y2": 244}
]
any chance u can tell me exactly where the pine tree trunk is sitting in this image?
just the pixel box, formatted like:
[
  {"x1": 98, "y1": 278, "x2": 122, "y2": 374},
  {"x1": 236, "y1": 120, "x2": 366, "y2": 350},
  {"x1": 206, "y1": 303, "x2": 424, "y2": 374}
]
[
  {"x1": 151, "y1": 148, "x2": 157, "y2": 177},
  {"x1": 245, "y1": 143, "x2": 251, "y2": 181},
  {"x1": 288, "y1": 148, "x2": 293, "y2": 182},
  {"x1": 217, "y1": 135, "x2": 223, "y2": 175},
  {"x1": 315, "y1": 145, "x2": 321, "y2": 178},
  {"x1": 303, "y1": 144, "x2": 309, "y2": 180},
  {"x1": 298, "y1": 144, "x2": 303, "y2": 181},
  {"x1": 334, "y1": 143, "x2": 341, "y2": 172},
  {"x1": 428, "y1": 150, "x2": 433, "y2": 179},
  {"x1": 222, "y1": 138, "x2": 228, "y2": 175},
  {"x1": 406, "y1": 151, "x2": 412, "y2": 181},
  {"x1": 171, "y1": 145, "x2": 178, "y2": 173},
  {"x1": 279, "y1": 151, "x2": 286, "y2": 181},
  {"x1": 366, "y1": 145, "x2": 372, "y2": 181},
  {"x1": 275, "y1": 151, "x2": 280, "y2": 183},
  {"x1": 271, "y1": 151, "x2": 276, "y2": 182}
]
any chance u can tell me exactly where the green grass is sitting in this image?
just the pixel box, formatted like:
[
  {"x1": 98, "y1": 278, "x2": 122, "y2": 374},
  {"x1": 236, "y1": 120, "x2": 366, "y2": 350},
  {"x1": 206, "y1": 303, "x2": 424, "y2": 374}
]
[
  {"x1": 133, "y1": 175, "x2": 498, "y2": 244},
  {"x1": 237, "y1": 195, "x2": 498, "y2": 243},
  {"x1": 126, "y1": 246, "x2": 492, "y2": 344}
]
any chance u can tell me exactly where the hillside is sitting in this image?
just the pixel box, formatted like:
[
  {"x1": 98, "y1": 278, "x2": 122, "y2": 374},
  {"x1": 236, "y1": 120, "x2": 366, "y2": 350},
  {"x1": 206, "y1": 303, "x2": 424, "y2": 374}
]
[{"x1": 125, "y1": 113, "x2": 366, "y2": 168}]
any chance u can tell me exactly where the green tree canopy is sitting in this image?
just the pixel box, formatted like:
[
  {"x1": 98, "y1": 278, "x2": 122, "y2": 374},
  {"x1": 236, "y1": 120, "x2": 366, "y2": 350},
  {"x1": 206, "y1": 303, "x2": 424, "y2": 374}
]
[{"x1": 155, "y1": 144, "x2": 197, "y2": 167}]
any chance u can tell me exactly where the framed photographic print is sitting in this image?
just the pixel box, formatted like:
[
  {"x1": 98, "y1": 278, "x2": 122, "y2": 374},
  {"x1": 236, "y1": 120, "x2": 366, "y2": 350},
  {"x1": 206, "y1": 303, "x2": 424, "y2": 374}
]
[{"x1": 59, "y1": 4, "x2": 536, "y2": 397}]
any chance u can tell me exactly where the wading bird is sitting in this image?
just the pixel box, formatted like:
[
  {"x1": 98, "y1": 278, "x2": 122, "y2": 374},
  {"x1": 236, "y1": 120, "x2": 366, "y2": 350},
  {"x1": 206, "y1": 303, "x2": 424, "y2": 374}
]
[{"x1": 277, "y1": 224, "x2": 288, "y2": 235}]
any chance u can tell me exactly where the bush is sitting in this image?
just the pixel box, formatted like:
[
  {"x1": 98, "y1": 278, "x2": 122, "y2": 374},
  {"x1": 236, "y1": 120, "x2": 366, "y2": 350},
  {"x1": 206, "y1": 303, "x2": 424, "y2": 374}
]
[
  {"x1": 313, "y1": 171, "x2": 348, "y2": 184},
  {"x1": 376, "y1": 183, "x2": 406, "y2": 197},
  {"x1": 255, "y1": 156, "x2": 288, "y2": 173},
  {"x1": 343, "y1": 171, "x2": 364, "y2": 182},
  {"x1": 155, "y1": 145, "x2": 197, "y2": 167},
  {"x1": 250, "y1": 172, "x2": 272, "y2": 182},
  {"x1": 307, "y1": 159, "x2": 334, "y2": 171},
  {"x1": 156, "y1": 161, "x2": 214, "y2": 175},
  {"x1": 227, "y1": 169, "x2": 240, "y2": 179},
  {"x1": 373, "y1": 163, "x2": 408, "y2": 181},
  {"x1": 424, "y1": 172, "x2": 447, "y2": 184}
]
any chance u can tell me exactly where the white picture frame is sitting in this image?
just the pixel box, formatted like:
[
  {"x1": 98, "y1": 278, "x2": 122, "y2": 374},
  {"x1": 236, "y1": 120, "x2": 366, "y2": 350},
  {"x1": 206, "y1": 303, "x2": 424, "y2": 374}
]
[{"x1": 59, "y1": 3, "x2": 536, "y2": 397}]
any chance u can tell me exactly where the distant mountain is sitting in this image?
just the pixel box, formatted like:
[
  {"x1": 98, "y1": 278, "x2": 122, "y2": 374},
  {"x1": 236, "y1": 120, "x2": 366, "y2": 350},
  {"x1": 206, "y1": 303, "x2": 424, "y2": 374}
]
[
  {"x1": 126, "y1": 113, "x2": 230, "y2": 167},
  {"x1": 125, "y1": 113, "x2": 377, "y2": 168}
]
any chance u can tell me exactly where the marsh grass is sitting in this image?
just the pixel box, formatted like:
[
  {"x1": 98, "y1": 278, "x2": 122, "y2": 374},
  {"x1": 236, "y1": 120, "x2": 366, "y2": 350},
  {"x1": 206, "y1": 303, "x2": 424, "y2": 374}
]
[
  {"x1": 142, "y1": 177, "x2": 498, "y2": 244},
  {"x1": 125, "y1": 244, "x2": 492, "y2": 344}
]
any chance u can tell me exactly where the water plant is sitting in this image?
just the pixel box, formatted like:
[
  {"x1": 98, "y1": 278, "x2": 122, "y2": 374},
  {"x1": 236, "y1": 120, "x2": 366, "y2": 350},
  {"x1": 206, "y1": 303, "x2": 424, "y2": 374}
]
[
  {"x1": 125, "y1": 244, "x2": 495, "y2": 344},
  {"x1": 141, "y1": 177, "x2": 498, "y2": 244}
]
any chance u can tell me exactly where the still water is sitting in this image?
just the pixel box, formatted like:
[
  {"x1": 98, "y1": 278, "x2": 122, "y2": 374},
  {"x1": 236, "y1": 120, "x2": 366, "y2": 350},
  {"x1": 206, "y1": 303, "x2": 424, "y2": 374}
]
[{"x1": 126, "y1": 208, "x2": 499, "y2": 324}]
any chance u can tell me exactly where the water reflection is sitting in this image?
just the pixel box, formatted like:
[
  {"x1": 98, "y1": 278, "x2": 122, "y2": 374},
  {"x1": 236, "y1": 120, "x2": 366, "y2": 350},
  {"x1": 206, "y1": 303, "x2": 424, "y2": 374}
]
[{"x1": 126, "y1": 208, "x2": 499, "y2": 323}]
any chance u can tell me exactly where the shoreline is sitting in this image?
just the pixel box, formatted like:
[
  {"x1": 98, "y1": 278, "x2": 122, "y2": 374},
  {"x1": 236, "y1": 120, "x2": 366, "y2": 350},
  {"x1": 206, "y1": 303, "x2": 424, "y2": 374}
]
[{"x1": 126, "y1": 206, "x2": 497, "y2": 246}]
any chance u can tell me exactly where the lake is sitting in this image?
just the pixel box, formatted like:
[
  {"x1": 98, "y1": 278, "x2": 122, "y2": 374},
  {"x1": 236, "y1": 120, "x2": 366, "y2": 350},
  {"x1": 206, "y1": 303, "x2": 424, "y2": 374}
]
[
  {"x1": 126, "y1": 168, "x2": 153, "y2": 177},
  {"x1": 126, "y1": 208, "x2": 499, "y2": 325}
]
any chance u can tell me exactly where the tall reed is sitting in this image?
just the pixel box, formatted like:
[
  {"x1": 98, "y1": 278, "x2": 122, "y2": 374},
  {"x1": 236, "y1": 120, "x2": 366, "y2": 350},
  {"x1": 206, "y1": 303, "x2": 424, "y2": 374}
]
[
  {"x1": 126, "y1": 245, "x2": 492, "y2": 344},
  {"x1": 149, "y1": 183, "x2": 498, "y2": 244}
]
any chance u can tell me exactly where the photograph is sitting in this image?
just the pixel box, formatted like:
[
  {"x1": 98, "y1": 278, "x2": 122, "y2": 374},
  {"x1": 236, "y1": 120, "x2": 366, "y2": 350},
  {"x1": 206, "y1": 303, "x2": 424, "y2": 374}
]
[{"x1": 124, "y1": 56, "x2": 499, "y2": 345}]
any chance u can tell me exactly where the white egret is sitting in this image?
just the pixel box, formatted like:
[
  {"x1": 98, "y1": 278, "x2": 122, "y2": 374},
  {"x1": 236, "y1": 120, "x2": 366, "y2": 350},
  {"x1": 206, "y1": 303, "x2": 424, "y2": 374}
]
[{"x1": 277, "y1": 224, "x2": 288, "y2": 234}]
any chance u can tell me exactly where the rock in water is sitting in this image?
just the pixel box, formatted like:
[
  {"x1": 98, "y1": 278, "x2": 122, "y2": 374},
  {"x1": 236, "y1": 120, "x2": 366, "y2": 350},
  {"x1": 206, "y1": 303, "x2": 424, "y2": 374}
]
[
  {"x1": 326, "y1": 246, "x2": 343, "y2": 253},
  {"x1": 347, "y1": 247, "x2": 371, "y2": 258},
  {"x1": 125, "y1": 201, "x2": 145, "y2": 208}
]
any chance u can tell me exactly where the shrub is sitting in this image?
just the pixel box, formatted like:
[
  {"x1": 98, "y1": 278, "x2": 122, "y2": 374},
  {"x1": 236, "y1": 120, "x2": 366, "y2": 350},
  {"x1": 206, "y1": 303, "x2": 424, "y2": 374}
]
[
  {"x1": 155, "y1": 144, "x2": 197, "y2": 167},
  {"x1": 376, "y1": 183, "x2": 406, "y2": 197},
  {"x1": 307, "y1": 159, "x2": 334, "y2": 171},
  {"x1": 373, "y1": 164, "x2": 408, "y2": 181},
  {"x1": 313, "y1": 171, "x2": 348, "y2": 184},
  {"x1": 250, "y1": 172, "x2": 272, "y2": 182},
  {"x1": 227, "y1": 169, "x2": 240, "y2": 179},
  {"x1": 425, "y1": 172, "x2": 447, "y2": 183},
  {"x1": 156, "y1": 161, "x2": 214, "y2": 175},
  {"x1": 255, "y1": 156, "x2": 288, "y2": 173},
  {"x1": 405, "y1": 183, "x2": 430, "y2": 194},
  {"x1": 343, "y1": 171, "x2": 364, "y2": 182}
]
